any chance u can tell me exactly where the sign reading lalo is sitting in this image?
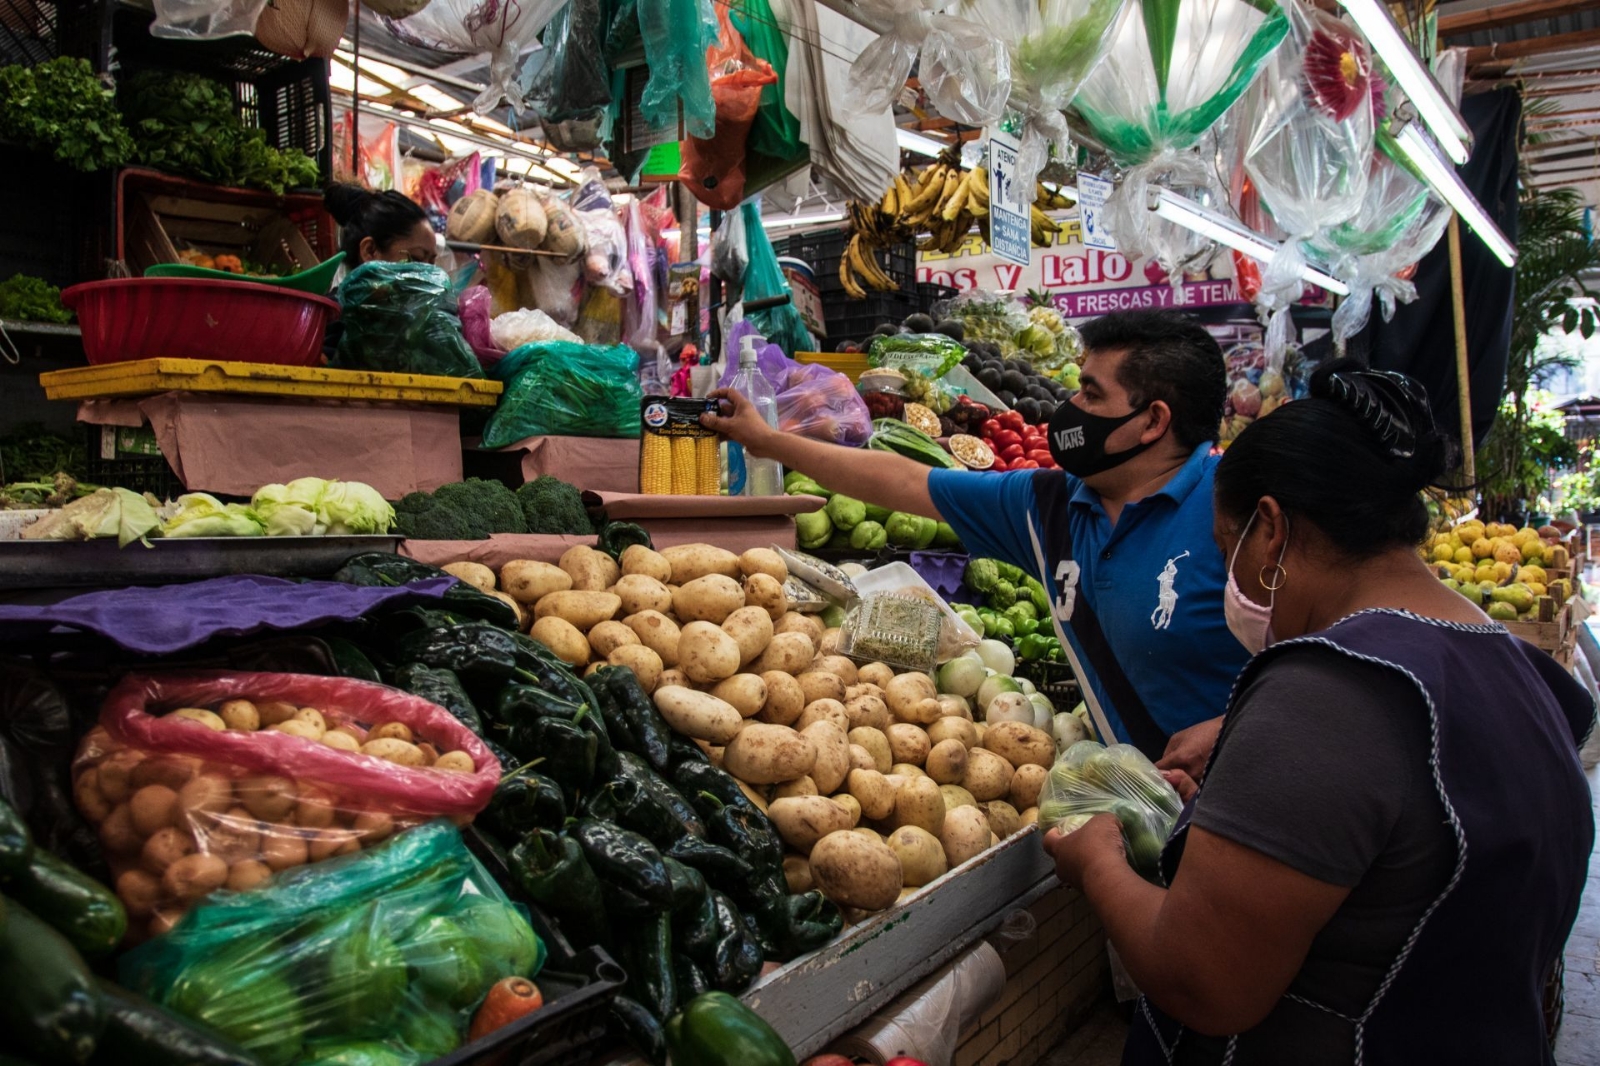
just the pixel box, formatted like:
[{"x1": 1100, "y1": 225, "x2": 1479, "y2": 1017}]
[{"x1": 917, "y1": 213, "x2": 1330, "y2": 322}]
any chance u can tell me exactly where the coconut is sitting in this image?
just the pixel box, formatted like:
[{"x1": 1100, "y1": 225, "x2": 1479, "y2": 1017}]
[
  {"x1": 496, "y1": 188, "x2": 549, "y2": 250},
  {"x1": 445, "y1": 190, "x2": 498, "y2": 243},
  {"x1": 540, "y1": 195, "x2": 586, "y2": 260}
]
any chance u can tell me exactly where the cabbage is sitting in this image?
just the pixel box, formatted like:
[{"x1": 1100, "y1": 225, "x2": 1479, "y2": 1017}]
[
  {"x1": 162, "y1": 493, "x2": 265, "y2": 538},
  {"x1": 20, "y1": 488, "x2": 161, "y2": 547},
  {"x1": 252, "y1": 480, "x2": 323, "y2": 536},
  {"x1": 319, "y1": 480, "x2": 395, "y2": 535}
]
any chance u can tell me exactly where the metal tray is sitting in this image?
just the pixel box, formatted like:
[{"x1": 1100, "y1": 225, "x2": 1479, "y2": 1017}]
[{"x1": 0, "y1": 535, "x2": 402, "y2": 589}]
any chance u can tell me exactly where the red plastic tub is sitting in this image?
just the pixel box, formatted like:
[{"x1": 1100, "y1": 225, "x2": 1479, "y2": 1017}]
[{"x1": 62, "y1": 278, "x2": 341, "y2": 366}]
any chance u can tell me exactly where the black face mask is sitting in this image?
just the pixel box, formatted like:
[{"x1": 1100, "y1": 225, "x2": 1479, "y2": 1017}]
[{"x1": 1047, "y1": 401, "x2": 1155, "y2": 477}]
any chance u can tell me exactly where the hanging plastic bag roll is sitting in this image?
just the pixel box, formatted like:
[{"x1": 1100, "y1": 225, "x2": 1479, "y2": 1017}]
[
  {"x1": 829, "y1": 941, "x2": 1008, "y2": 1065},
  {"x1": 847, "y1": 0, "x2": 1012, "y2": 127},
  {"x1": 638, "y1": 0, "x2": 719, "y2": 138},
  {"x1": 741, "y1": 202, "x2": 815, "y2": 356},
  {"x1": 679, "y1": 0, "x2": 778, "y2": 211}
]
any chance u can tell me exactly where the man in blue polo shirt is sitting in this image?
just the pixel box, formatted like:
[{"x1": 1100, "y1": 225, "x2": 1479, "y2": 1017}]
[{"x1": 704, "y1": 309, "x2": 1246, "y2": 764}]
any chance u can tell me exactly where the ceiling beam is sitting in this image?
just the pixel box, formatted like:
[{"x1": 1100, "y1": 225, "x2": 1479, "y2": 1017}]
[
  {"x1": 1442, "y1": 0, "x2": 1600, "y2": 35},
  {"x1": 1469, "y1": 27, "x2": 1600, "y2": 68}
]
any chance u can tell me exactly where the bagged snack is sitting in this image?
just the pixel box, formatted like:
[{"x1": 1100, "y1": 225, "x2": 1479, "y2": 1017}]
[
  {"x1": 73, "y1": 672, "x2": 499, "y2": 940},
  {"x1": 1037, "y1": 740, "x2": 1182, "y2": 883},
  {"x1": 851, "y1": 561, "x2": 981, "y2": 662},
  {"x1": 639, "y1": 396, "x2": 721, "y2": 495},
  {"x1": 120, "y1": 820, "x2": 543, "y2": 1066}
]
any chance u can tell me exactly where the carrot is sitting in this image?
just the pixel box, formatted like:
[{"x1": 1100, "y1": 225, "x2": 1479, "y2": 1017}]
[{"x1": 468, "y1": 977, "x2": 544, "y2": 1041}]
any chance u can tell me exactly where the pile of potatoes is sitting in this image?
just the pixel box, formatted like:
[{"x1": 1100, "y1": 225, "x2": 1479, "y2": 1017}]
[
  {"x1": 447, "y1": 542, "x2": 1060, "y2": 919},
  {"x1": 71, "y1": 696, "x2": 480, "y2": 942}
]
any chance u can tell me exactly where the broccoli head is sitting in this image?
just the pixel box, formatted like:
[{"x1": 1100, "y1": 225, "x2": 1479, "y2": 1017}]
[
  {"x1": 432, "y1": 478, "x2": 527, "y2": 535},
  {"x1": 516, "y1": 476, "x2": 592, "y2": 535},
  {"x1": 392, "y1": 495, "x2": 478, "y2": 540}
]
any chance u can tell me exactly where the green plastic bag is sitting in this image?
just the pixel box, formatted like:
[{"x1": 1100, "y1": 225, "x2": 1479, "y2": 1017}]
[
  {"x1": 740, "y1": 202, "x2": 814, "y2": 357},
  {"x1": 334, "y1": 262, "x2": 484, "y2": 379},
  {"x1": 638, "y1": 0, "x2": 717, "y2": 138},
  {"x1": 481, "y1": 341, "x2": 643, "y2": 446},
  {"x1": 119, "y1": 822, "x2": 544, "y2": 1066},
  {"x1": 729, "y1": 0, "x2": 805, "y2": 165}
]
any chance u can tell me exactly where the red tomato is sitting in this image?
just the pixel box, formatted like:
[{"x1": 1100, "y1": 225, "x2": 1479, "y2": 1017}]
[
  {"x1": 885, "y1": 1059, "x2": 930, "y2": 1066},
  {"x1": 990, "y1": 458, "x2": 1008, "y2": 471},
  {"x1": 1026, "y1": 448, "x2": 1053, "y2": 464},
  {"x1": 1000, "y1": 410, "x2": 1026, "y2": 431},
  {"x1": 981, "y1": 419, "x2": 1001, "y2": 437},
  {"x1": 1001, "y1": 444, "x2": 1025, "y2": 462},
  {"x1": 1015, "y1": 459, "x2": 1040, "y2": 469},
  {"x1": 992, "y1": 430, "x2": 1022, "y2": 451}
]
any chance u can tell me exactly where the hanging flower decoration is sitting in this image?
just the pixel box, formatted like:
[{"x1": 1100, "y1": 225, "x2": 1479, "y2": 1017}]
[{"x1": 1301, "y1": 22, "x2": 1373, "y2": 122}]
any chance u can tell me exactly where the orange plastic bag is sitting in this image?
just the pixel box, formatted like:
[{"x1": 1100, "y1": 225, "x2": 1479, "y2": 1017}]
[{"x1": 679, "y1": 0, "x2": 777, "y2": 211}]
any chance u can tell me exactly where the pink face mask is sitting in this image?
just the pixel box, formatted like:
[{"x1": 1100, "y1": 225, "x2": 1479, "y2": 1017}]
[{"x1": 1224, "y1": 512, "x2": 1288, "y2": 655}]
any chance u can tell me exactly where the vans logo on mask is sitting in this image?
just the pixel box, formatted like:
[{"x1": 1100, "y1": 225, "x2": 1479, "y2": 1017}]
[{"x1": 1054, "y1": 425, "x2": 1085, "y2": 451}]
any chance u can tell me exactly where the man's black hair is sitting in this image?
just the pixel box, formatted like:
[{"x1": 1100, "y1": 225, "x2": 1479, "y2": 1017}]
[{"x1": 1078, "y1": 309, "x2": 1228, "y2": 449}]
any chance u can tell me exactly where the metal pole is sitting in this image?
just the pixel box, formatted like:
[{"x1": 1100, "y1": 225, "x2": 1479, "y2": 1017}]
[
  {"x1": 679, "y1": 184, "x2": 700, "y2": 351},
  {"x1": 350, "y1": 12, "x2": 360, "y2": 180},
  {"x1": 1448, "y1": 213, "x2": 1477, "y2": 482}
]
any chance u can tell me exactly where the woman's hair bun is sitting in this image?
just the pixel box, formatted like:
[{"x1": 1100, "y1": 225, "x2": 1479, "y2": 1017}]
[
  {"x1": 1310, "y1": 358, "x2": 1436, "y2": 461},
  {"x1": 323, "y1": 182, "x2": 374, "y2": 226}
]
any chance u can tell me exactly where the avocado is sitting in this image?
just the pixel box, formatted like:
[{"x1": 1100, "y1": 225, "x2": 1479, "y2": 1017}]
[
  {"x1": 1026, "y1": 384, "x2": 1053, "y2": 402},
  {"x1": 1039, "y1": 400, "x2": 1059, "y2": 422},
  {"x1": 1016, "y1": 398, "x2": 1042, "y2": 424},
  {"x1": 996, "y1": 389, "x2": 1017, "y2": 407},
  {"x1": 903, "y1": 312, "x2": 936, "y2": 332},
  {"x1": 1000, "y1": 370, "x2": 1029, "y2": 394},
  {"x1": 978, "y1": 367, "x2": 1004, "y2": 391},
  {"x1": 871, "y1": 323, "x2": 899, "y2": 338},
  {"x1": 934, "y1": 318, "x2": 966, "y2": 341},
  {"x1": 1015, "y1": 359, "x2": 1035, "y2": 376}
]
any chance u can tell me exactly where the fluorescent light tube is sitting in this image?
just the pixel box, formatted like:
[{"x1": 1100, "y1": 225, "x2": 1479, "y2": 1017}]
[
  {"x1": 896, "y1": 128, "x2": 950, "y2": 158},
  {"x1": 1147, "y1": 189, "x2": 1352, "y2": 296},
  {"x1": 1339, "y1": 0, "x2": 1471, "y2": 164},
  {"x1": 1394, "y1": 122, "x2": 1517, "y2": 267},
  {"x1": 763, "y1": 212, "x2": 847, "y2": 230}
]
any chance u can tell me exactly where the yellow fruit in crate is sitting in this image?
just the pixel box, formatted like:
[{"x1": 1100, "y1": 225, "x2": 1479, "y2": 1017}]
[
  {"x1": 1432, "y1": 532, "x2": 1453, "y2": 550},
  {"x1": 1518, "y1": 526, "x2": 1540, "y2": 541},
  {"x1": 1432, "y1": 544, "x2": 1455, "y2": 563},
  {"x1": 1550, "y1": 578, "x2": 1574, "y2": 599},
  {"x1": 1459, "y1": 521, "x2": 1486, "y2": 542},
  {"x1": 1487, "y1": 601, "x2": 1518, "y2": 621},
  {"x1": 1454, "y1": 565, "x2": 1477, "y2": 584},
  {"x1": 1520, "y1": 565, "x2": 1548, "y2": 586},
  {"x1": 1493, "y1": 541, "x2": 1523, "y2": 565},
  {"x1": 1479, "y1": 581, "x2": 1499, "y2": 600},
  {"x1": 1470, "y1": 538, "x2": 1495, "y2": 559},
  {"x1": 1454, "y1": 547, "x2": 1475, "y2": 565},
  {"x1": 1492, "y1": 561, "x2": 1515, "y2": 583},
  {"x1": 1521, "y1": 541, "x2": 1545, "y2": 564},
  {"x1": 1528, "y1": 582, "x2": 1548, "y2": 597},
  {"x1": 1492, "y1": 583, "x2": 1536, "y2": 613}
]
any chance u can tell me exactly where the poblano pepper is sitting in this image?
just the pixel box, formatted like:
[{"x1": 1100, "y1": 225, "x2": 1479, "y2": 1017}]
[
  {"x1": 616, "y1": 753, "x2": 706, "y2": 839},
  {"x1": 482, "y1": 764, "x2": 567, "y2": 837},
  {"x1": 664, "y1": 836, "x2": 755, "y2": 890},
  {"x1": 667, "y1": 732, "x2": 713, "y2": 769},
  {"x1": 708, "y1": 893, "x2": 763, "y2": 993},
  {"x1": 621, "y1": 911, "x2": 677, "y2": 1020},
  {"x1": 321, "y1": 635, "x2": 382, "y2": 683},
  {"x1": 571, "y1": 819, "x2": 674, "y2": 909},
  {"x1": 335, "y1": 553, "x2": 519, "y2": 627},
  {"x1": 665, "y1": 991, "x2": 797, "y2": 1066},
  {"x1": 674, "y1": 889, "x2": 720, "y2": 965},
  {"x1": 703, "y1": 798, "x2": 783, "y2": 882},
  {"x1": 595, "y1": 521, "x2": 654, "y2": 560},
  {"x1": 609, "y1": 995, "x2": 667, "y2": 1065},
  {"x1": 500, "y1": 715, "x2": 596, "y2": 789},
  {"x1": 392, "y1": 663, "x2": 483, "y2": 734},
  {"x1": 396, "y1": 624, "x2": 535, "y2": 684},
  {"x1": 674, "y1": 954, "x2": 711, "y2": 1001},
  {"x1": 662, "y1": 856, "x2": 708, "y2": 913},
  {"x1": 590, "y1": 666, "x2": 673, "y2": 773},
  {"x1": 671, "y1": 763, "x2": 762, "y2": 820},
  {"x1": 508, "y1": 829, "x2": 609, "y2": 949},
  {"x1": 494, "y1": 685, "x2": 615, "y2": 779},
  {"x1": 748, "y1": 891, "x2": 842, "y2": 961},
  {"x1": 585, "y1": 779, "x2": 692, "y2": 848}
]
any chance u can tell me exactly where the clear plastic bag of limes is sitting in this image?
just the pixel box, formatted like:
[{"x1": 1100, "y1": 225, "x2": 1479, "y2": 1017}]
[{"x1": 1039, "y1": 740, "x2": 1182, "y2": 883}]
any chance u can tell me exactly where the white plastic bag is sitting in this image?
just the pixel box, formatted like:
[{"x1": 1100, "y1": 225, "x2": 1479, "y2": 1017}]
[
  {"x1": 489, "y1": 308, "x2": 582, "y2": 350},
  {"x1": 151, "y1": 0, "x2": 270, "y2": 39},
  {"x1": 1038, "y1": 740, "x2": 1181, "y2": 884},
  {"x1": 847, "y1": 0, "x2": 1012, "y2": 128},
  {"x1": 383, "y1": 0, "x2": 565, "y2": 112}
]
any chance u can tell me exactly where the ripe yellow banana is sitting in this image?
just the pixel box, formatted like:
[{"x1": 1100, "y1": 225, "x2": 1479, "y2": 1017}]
[
  {"x1": 940, "y1": 170, "x2": 972, "y2": 222},
  {"x1": 839, "y1": 251, "x2": 866, "y2": 299},
  {"x1": 880, "y1": 181, "x2": 899, "y2": 216}
]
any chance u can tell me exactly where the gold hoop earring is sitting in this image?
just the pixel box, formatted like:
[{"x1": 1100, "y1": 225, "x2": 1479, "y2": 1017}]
[{"x1": 1259, "y1": 564, "x2": 1286, "y2": 592}]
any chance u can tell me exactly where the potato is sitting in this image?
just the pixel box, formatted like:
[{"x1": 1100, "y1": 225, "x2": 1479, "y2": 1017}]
[
  {"x1": 819, "y1": 628, "x2": 843, "y2": 656},
  {"x1": 1010, "y1": 764, "x2": 1048, "y2": 811},
  {"x1": 218, "y1": 699, "x2": 260, "y2": 732},
  {"x1": 352, "y1": 811, "x2": 396, "y2": 844},
  {"x1": 127, "y1": 784, "x2": 178, "y2": 837},
  {"x1": 893, "y1": 776, "x2": 945, "y2": 835},
  {"x1": 887, "y1": 825, "x2": 948, "y2": 887},
  {"x1": 589, "y1": 620, "x2": 639, "y2": 658},
  {"x1": 816, "y1": 656, "x2": 859, "y2": 686},
  {"x1": 845, "y1": 729, "x2": 894, "y2": 778},
  {"x1": 797, "y1": 671, "x2": 846, "y2": 706},
  {"x1": 742, "y1": 573, "x2": 786, "y2": 621},
  {"x1": 847, "y1": 682, "x2": 885, "y2": 702},
  {"x1": 560, "y1": 545, "x2": 620, "y2": 591},
  {"x1": 501, "y1": 560, "x2": 573, "y2": 604},
  {"x1": 925, "y1": 739, "x2": 970, "y2": 784},
  {"x1": 848, "y1": 744, "x2": 876, "y2": 772},
  {"x1": 260, "y1": 832, "x2": 309, "y2": 872},
  {"x1": 769, "y1": 796, "x2": 855, "y2": 853},
  {"x1": 226, "y1": 859, "x2": 273, "y2": 892},
  {"x1": 97, "y1": 750, "x2": 144, "y2": 803},
  {"x1": 659, "y1": 669, "x2": 688, "y2": 690},
  {"x1": 435, "y1": 751, "x2": 476, "y2": 773},
  {"x1": 710, "y1": 674, "x2": 767, "y2": 718},
  {"x1": 883, "y1": 673, "x2": 938, "y2": 723},
  {"x1": 170, "y1": 708, "x2": 226, "y2": 731},
  {"x1": 662, "y1": 544, "x2": 741, "y2": 585},
  {"x1": 614, "y1": 573, "x2": 673, "y2": 617},
  {"x1": 752, "y1": 632, "x2": 816, "y2": 675},
  {"x1": 177, "y1": 774, "x2": 232, "y2": 819},
  {"x1": 678, "y1": 621, "x2": 742, "y2": 684},
  {"x1": 295, "y1": 788, "x2": 338, "y2": 829},
  {"x1": 531, "y1": 615, "x2": 590, "y2": 667},
  {"x1": 162, "y1": 852, "x2": 228, "y2": 903},
  {"x1": 673, "y1": 575, "x2": 744, "y2": 625},
  {"x1": 442, "y1": 561, "x2": 496, "y2": 591},
  {"x1": 757, "y1": 672, "x2": 806, "y2": 726},
  {"x1": 982, "y1": 721, "x2": 1055, "y2": 769},
  {"x1": 74, "y1": 770, "x2": 112, "y2": 823},
  {"x1": 831, "y1": 793, "x2": 862, "y2": 827},
  {"x1": 939, "y1": 784, "x2": 978, "y2": 812},
  {"x1": 851, "y1": 827, "x2": 885, "y2": 845},
  {"x1": 885, "y1": 723, "x2": 931, "y2": 766},
  {"x1": 132, "y1": 754, "x2": 203, "y2": 792},
  {"x1": 980, "y1": 800, "x2": 1022, "y2": 839},
  {"x1": 1020, "y1": 806, "x2": 1039, "y2": 827},
  {"x1": 722, "y1": 723, "x2": 818, "y2": 784},
  {"x1": 368, "y1": 721, "x2": 412, "y2": 743},
  {"x1": 205, "y1": 808, "x2": 262, "y2": 862},
  {"x1": 927, "y1": 717, "x2": 979, "y2": 750},
  {"x1": 322, "y1": 731, "x2": 360, "y2": 753},
  {"x1": 772, "y1": 776, "x2": 817, "y2": 799},
  {"x1": 802, "y1": 721, "x2": 850, "y2": 795},
  {"x1": 961, "y1": 748, "x2": 1015, "y2": 802},
  {"x1": 848, "y1": 768, "x2": 895, "y2": 821},
  {"x1": 535, "y1": 591, "x2": 622, "y2": 632},
  {"x1": 141, "y1": 826, "x2": 195, "y2": 875},
  {"x1": 626, "y1": 611, "x2": 681, "y2": 667},
  {"x1": 774, "y1": 613, "x2": 824, "y2": 645},
  {"x1": 362, "y1": 738, "x2": 426, "y2": 766},
  {"x1": 621, "y1": 544, "x2": 672, "y2": 583},
  {"x1": 810, "y1": 830, "x2": 903, "y2": 911},
  {"x1": 609, "y1": 644, "x2": 665, "y2": 693},
  {"x1": 237, "y1": 775, "x2": 296, "y2": 821},
  {"x1": 270, "y1": 720, "x2": 322, "y2": 742},
  {"x1": 891, "y1": 763, "x2": 928, "y2": 779},
  {"x1": 858, "y1": 663, "x2": 894, "y2": 688},
  {"x1": 841, "y1": 695, "x2": 890, "y2": 734},
  {"x1": 309, "y1": 829, "x2": 361, "y2": 862},
  {"x1": 783, "y1": 854, "x2": 814, "y2": 893},
  {"x1": 654, "y1": 686, "x2": 743, "y2": 744},
  {"x1": 940, "y1": 806, "x2": 992, "y2": 867},
  {"x1": 973, "y1": 722, "x2": 987, "y2": 747},
  {"x1": 722, "y1": 606, "x2": 775, "y2": 666},
  {"x1": 116, "y1": 869, "x2": 163, "y2": 917},
  {"x1": 99, "y1": 804, "x2": 141, "y2": 854},
  {"x1": 329, "y1": 724, "x2": 368, "y2": 745},
  {"x1": 739, "y1": 547, "x2": 788, "y2": 583},
  {"x1": 796, "y1": 698, "x2": 849, "y2": 734},
  {"x1": 416, "y1": 743, "x2": 441, "y2": 766},
  {"x1": 498, "y1": 590, "x2": 535, "y2": 630}
]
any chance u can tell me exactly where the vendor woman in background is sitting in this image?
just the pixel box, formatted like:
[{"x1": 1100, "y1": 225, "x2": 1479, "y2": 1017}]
[
  {"x1": 1047, "y1": 360, "x2": 1595, "y2": 1065},
  {"x1": 324, "y1": 182, "x2": 437, "y2": 266}
]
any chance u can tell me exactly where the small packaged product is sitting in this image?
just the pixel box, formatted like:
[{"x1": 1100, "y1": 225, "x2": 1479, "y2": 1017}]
[
  {"x1": 639, "y1": 396, "x2": 721, "y2": 495},
  {"x1": 838, "y1": 592, "x2": 945, "y2": 674}
]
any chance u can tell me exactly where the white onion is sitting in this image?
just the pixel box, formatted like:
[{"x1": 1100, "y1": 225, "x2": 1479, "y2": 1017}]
[
  {"x1": 935, "y1": 654, "x2": 985, "y2": 698},
  {"x1": 974, "y1": 639, "x2": 1015, "y2": 676},
  {"x1": 1053, "y1": 712, "x2": 1088, "y2": 750},
  {"x1": 977, "y1": 674, "x2": 1022, "y2": 714},
  {"x1": 985, "y1": 691, "x2": 1034, "y2": 725},
  {"x1": 1029, "y1": 693, "x2": 1054, "y2": 731}
]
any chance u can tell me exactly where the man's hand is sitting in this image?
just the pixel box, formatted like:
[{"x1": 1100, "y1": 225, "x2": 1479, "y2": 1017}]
[
  {"x1": 1043, "y1": 813, "x2": 1126, "y2": 890},
  {"x1": 701, "y1": 388, "x2": 779, "y2": 458},
  {"x1": 1156, "y1": 716, "x2": 1224, "y2": 780}
]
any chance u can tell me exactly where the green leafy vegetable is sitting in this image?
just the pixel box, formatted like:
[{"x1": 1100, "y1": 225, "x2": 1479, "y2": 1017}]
[
  {"x1": 0, "y1": 275, "x2": 72, "y2": 324},
  {"x1": 0, "y1": 58, "x2": 134, "y2": 172}
]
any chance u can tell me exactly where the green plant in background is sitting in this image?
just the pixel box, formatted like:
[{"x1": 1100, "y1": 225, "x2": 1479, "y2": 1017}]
[
  {"x1": 1480, "y1": 185, "x2": 1600, "y2": 518},
  {"x1": 0, "y1": 57, "x2": 134, "y2": 171},
  {"x1": 0, "y1": 275, "x2": 72, "y2": 323}
]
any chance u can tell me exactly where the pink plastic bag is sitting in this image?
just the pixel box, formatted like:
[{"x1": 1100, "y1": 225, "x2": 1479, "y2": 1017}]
[
  {"x1": 458, "y1": 285, "x2": 507, "y2": 368},
  {"x1": 718, "y1": 322, "x2": 872, "y2": 446},
  {"x1": 74, "y1": 671, "x2": 499, "y2": 940}
]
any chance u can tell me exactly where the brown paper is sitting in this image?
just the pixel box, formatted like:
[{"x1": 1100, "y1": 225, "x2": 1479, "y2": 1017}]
[
  {"x1": 400, "y1": 518, "x2": 800, "y2": 570},
  {"x1": 502, "y1": 435, "x2": 643, "y2": 495},
  {"x1": 593, "y1": 492, "x2": 826, "y2": 520},
  {"x1": 128, "y1": 394, "x2": 462, "y2": 497}
]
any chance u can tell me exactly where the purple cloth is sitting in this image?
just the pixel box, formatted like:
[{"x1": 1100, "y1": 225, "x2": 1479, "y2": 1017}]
[{"x1": 0, "y1": 575, "x2": 456, "y2": 655}]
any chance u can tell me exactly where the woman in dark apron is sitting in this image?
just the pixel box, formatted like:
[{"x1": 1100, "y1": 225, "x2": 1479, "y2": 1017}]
[{"x1": 1046, "y1": 360, "x2": 1596, "y2": 1065}]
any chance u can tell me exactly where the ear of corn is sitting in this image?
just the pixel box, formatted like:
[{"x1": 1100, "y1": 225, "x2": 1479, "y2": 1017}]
[
  {"x1": 671, "y1": 435, "x2": 697, "y2": 495},
  {"x1": 640, "y1": 431, "x2": 672, "y2": 494},
  {"x1": 696, "y1": 436, "x2": 719, "y2": 495}
]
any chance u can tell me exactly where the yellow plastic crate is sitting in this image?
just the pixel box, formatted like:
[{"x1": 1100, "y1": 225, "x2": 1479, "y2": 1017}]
[
  {"x1": 40, "y1": 359, "x2": 504, "y2": 406},
  {"x1": 796, "y1": 350, "x2": 870, "y2": 383}
]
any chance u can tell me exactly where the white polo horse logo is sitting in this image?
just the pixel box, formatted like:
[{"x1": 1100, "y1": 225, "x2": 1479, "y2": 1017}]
[{"x1": 1150, "y1": 551, "x2": 1190, "y2": 630}]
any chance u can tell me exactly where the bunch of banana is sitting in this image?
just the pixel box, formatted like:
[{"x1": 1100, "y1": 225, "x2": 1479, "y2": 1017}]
[{"x1": 840, "y1": 231, "x2": 900, "y2": 297}]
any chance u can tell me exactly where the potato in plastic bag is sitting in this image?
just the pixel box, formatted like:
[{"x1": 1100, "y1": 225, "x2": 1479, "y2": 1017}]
[{"x1": 1038, "y1": 740, "x2": 1181, "y2": 882}]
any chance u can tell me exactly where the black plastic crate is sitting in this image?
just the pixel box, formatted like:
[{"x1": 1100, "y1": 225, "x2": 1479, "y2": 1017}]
[
  {"x1": 827, "y1": 291, "x2": 921, "y2": 346},
  {"x1": 777, "y1": 231, "x2": 917, "y2": 294},
  {"x1": 82, "y1": 423, "x2": 186, "y2": 500},
  {"x1": 916, "y1": 281, "x2": 958, "y2": 313},
  {"x1": 0, "y1": 0, "x2": 94, "y2": 66}
]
